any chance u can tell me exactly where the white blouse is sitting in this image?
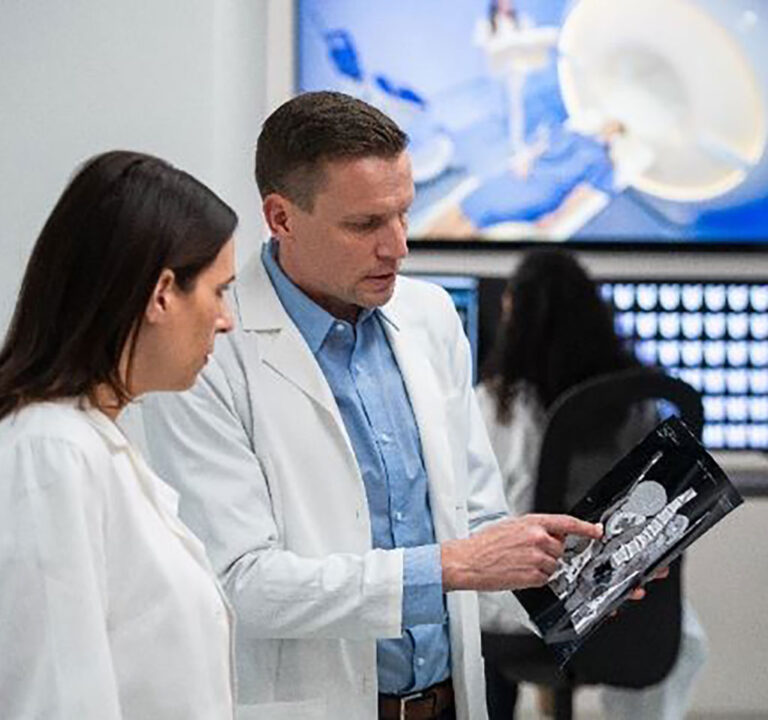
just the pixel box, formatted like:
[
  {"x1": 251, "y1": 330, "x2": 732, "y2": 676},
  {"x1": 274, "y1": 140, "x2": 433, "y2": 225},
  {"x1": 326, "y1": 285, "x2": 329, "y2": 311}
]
[
  {"x1": 475, "y1": 382, "x2": 544, "y2": 517},
  {"x1": 0, "y1": 400, "x2": 235, "y2": 719}
]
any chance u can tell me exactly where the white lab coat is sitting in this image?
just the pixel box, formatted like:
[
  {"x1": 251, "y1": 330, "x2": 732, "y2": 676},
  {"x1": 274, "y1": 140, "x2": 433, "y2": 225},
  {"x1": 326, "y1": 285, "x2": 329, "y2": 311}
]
[
  {"x1": 0, "y1": 399, "x2": 235, "y2": 720},
  {"x1": 140, "y1": 254, "x2": 511, "y2": 720},
  {"x1": 474, "y1": 384, "x2": 543, "y2": 635}
]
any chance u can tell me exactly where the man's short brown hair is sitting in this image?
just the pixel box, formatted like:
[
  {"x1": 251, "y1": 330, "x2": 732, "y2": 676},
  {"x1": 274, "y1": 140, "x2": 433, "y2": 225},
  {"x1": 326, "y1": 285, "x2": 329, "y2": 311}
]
[{"x1": 255, "y1": 91, "x2": 408, "y2": 211}]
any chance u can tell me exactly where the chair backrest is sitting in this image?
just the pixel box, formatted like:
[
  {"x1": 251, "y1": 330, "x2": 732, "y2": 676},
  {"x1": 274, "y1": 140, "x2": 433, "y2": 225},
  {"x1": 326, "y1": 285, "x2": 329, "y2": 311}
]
[
  {"x1": 534, "y1": 366, "x2": 703, "y2": 687},
  {"x1": 536, "y1": 367, "x2": 704, "y2": 513}
]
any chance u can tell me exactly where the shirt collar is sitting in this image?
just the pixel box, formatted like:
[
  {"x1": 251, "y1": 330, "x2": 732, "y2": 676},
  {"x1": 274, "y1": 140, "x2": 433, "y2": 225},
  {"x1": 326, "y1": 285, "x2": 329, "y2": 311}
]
[
  {"x1": 65, "y1": 396, "x2": 131, "y2": 450},
  {"x1": 261, "y1": 240, "x2": 398, "y2": 354}
]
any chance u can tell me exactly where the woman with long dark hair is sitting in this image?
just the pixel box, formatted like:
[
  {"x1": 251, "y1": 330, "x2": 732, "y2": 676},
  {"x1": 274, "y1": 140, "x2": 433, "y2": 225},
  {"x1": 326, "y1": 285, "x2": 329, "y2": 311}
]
[
  {"x1": 478, "y1": 248, "x2": 639, "y2": 515},
  {"x1": 0, "y1": 151, "x2": 238, "y2": 719},
  {"x1": 477, "y1": 248, "x2": 707, "y2": 720}
]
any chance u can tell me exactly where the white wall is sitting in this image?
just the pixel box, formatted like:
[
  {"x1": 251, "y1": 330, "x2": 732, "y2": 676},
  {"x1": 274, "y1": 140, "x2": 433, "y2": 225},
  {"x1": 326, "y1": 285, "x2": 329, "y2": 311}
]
[
  {"x1": 0, "y1": 0, "x2": 268, "y2": 334},
  {"x1": 684, "y1": 498, "x2": 768, "y2": 716}
]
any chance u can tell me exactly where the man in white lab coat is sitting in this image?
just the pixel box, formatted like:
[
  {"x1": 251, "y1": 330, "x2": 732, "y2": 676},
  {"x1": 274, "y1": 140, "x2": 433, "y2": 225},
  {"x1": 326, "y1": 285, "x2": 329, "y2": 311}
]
[{"x1": 141, "y1": 91, "x2": 600, "y2": 720}]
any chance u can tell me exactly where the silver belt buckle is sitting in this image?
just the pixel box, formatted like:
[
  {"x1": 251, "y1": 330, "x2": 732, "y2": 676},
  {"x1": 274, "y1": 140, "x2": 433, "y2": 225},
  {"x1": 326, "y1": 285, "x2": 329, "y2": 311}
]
[{"x1": 399, "y1": 690, "x2": 424, "y2": 720}]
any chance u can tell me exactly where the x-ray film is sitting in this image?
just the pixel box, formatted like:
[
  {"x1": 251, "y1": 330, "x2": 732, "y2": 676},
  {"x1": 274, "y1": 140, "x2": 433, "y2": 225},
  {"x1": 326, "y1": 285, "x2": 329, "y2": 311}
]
[{"x1": 514, "y1": 416, "x2": 743, "y2": 665}]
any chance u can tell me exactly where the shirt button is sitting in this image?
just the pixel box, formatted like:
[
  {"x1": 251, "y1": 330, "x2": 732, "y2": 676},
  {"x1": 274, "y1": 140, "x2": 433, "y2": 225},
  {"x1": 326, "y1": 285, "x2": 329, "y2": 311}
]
[
  {"x1": 334, "y1": 323, "x2": 346, "y2": 333},
  {"x1": 395, "y1": 511, "x2": 403, "y2": 522},
  {"x1": 417, "y1": 657, "x2": 426, "y2": 667},
  {"x1": 380, "y1": 432, "x2": 392, "y2": 444}
]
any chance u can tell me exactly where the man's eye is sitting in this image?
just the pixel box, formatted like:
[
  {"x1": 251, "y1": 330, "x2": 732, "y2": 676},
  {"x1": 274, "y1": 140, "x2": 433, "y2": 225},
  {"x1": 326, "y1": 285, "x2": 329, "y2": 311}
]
[{"x1": 349, "y1": 219, "x2": 381, "y2": 232}]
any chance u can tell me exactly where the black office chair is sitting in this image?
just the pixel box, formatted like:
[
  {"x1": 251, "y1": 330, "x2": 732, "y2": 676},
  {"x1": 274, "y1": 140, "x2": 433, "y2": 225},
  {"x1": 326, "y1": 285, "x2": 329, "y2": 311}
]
[{"x1": 482, "y1": 367, "x2": 704, "y2": 720}]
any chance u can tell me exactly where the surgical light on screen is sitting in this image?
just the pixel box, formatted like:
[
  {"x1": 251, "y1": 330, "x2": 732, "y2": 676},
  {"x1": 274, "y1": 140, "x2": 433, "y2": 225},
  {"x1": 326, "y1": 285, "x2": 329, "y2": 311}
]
[{"x1": 297, "y1": 0, "x2": 768, "y2": 244}]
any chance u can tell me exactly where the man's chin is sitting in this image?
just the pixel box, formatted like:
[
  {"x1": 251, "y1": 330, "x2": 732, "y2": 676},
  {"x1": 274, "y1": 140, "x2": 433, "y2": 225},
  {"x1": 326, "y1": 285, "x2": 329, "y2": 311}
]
[{"x1": 360, "y1": 284, "x2": 396, "y2": 309}]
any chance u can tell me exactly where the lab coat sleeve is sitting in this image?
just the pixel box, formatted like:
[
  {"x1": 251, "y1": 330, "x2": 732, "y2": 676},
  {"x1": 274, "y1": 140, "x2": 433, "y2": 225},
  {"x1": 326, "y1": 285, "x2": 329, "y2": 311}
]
[
  {"x1": 436, "y1": 293, "x2": 535, "y2": 633},
  {"x1": 141, "y1": 350, "x2": 404, "y2": 642},
  {"x1": 466, "y1": 384, "x2": 510, "y2": 533},
  {"x1": 0, "y1": 437, "x2": 122, "y2": 720},
  {"x1": 440, "y1": 293, "x2": 509, "y2": 533},
  {"x1": 473, "y1": 386, "x2": 541, "y2": 634}
]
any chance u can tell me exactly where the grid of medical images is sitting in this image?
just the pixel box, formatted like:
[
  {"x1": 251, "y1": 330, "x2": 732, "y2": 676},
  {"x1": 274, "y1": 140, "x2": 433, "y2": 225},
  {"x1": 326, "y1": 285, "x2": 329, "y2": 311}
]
[
  {"x1": 600, "y1": 280, "x2": 768, "y2": 451},
  {"x1": 417, "y1": 274, "x2": 768, "y2": 452}
]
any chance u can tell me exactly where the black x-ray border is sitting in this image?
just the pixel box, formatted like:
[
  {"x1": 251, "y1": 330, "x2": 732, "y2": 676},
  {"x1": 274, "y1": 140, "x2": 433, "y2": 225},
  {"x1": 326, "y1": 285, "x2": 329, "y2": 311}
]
[{"x1": 514, "y1": 416, "x2": 743, "y2": 665}]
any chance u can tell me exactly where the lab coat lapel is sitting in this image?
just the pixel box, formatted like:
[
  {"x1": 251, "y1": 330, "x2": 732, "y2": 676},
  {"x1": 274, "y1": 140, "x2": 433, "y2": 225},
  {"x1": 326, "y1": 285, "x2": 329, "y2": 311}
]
[
  {"x1": 236, "y1": 252, "x2": 348, "y2": 429},
  {"x1": 382, "y1": 305, "x2": 457, "y2": 539},
  {"x1": 259, "y1": 327, "x2": 346, "y2": 425}
]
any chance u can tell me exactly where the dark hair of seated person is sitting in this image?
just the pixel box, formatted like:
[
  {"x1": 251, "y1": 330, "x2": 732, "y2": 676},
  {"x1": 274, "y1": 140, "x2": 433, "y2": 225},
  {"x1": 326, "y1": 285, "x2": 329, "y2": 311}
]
[{"x1": 481, "y1": 248, "x2": 639, "y2": 424}]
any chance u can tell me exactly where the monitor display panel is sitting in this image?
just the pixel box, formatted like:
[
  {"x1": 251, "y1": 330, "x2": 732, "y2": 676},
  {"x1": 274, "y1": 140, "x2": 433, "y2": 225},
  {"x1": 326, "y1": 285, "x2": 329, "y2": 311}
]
[
  {"x1": 297, "y1": 0, "x2": 768, "y2": 245},
  {"x1": 600, "y1": 280, "x2": 768, "y2": 451},
  {"x1": 476, "y1": 275, "x2": 768, "y2": 451}
]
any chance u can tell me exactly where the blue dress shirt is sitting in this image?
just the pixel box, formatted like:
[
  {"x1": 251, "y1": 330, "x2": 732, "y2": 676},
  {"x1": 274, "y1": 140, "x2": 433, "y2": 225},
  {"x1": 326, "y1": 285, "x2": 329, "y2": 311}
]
[{"x1": 262, "y1": 241, "x2": 451, "y2": 694}]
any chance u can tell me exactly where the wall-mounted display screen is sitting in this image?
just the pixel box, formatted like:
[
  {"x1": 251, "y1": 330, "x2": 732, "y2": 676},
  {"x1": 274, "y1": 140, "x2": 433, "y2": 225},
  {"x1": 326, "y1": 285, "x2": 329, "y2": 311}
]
[
  {"x1": 476, "y1": 275, "x2": 768, "y2": 451},
  {"x1": 297, "y1": 0, "x2": 768, "y2": 245},
  {"x1": 600, "y1": 280, "x2": 768, "y2": 450}
]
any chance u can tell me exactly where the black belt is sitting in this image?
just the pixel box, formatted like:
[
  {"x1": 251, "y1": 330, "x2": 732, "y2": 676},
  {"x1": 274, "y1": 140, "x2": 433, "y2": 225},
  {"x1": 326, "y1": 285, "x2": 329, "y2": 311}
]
[{"x1": 378, "y1": 678, "x2": 455, "y2": 720}]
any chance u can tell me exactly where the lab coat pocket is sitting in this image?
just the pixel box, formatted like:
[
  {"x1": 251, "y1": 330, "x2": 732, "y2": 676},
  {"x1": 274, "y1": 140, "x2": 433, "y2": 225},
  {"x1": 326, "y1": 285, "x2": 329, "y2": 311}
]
[{"x1": 237, "y1": 697, "x2": 325, "y2": 720}]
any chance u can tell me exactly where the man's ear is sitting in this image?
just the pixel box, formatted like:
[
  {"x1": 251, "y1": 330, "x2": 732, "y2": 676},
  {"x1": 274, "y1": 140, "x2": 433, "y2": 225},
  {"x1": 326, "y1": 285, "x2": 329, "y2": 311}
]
[
  {"x1": 145, "y1": 268, "x2": 177, "y2": 324},
  {"x1": 263, "y1": 193, "x2": 297, "y2": 240}
]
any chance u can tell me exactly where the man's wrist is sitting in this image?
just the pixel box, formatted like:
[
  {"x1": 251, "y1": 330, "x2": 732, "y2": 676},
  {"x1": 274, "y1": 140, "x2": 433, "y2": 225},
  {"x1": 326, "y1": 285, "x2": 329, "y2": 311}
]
[{"x1": 440, "y1": 538, "x2": 474, "y2": 592}]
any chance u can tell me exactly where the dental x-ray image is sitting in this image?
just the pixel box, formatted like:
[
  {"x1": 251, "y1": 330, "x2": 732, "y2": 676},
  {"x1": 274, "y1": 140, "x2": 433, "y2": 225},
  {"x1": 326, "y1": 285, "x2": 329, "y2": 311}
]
[
  {"x1": 513, "y1": 416, "x2": 742, "y2": 664},
  {"x1": 297, "y1": 0, "x2": 768, "y2": 243}
]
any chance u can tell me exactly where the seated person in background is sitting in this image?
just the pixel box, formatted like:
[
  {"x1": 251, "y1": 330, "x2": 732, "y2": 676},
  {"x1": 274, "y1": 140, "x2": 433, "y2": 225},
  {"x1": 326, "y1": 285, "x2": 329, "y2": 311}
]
[{"x1": 476, "y1": 248, "x2": 708, "y2": 720}]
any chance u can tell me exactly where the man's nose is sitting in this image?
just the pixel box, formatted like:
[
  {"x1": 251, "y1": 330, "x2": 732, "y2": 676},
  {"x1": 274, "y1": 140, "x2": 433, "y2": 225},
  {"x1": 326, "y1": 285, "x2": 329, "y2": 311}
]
[{"x1": 379, "y1": 217, "x2": 409, "y2": 260}]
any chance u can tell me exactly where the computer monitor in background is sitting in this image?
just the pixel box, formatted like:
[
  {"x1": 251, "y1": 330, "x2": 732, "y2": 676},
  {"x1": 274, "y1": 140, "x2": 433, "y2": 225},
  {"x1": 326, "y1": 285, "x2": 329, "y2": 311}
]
[
  {"x1": 411, "y1": 275, "x2": 479, "y2": 382},
  {"x1": 600, "y1": 279, "x2": 768, "y2": 451},
  {"x1": 476, "y1": 276, "x2": 768, "y2": 452}
]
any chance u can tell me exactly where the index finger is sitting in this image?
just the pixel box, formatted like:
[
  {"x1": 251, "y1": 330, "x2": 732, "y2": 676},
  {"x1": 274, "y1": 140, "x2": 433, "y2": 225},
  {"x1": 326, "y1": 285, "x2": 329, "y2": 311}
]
[
  {"x1": 532, "y1": 514, "x2": 603, "y2": 540},
  {"x1": 652, "y1": 565, "x2": 670, "y2": 581}
]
